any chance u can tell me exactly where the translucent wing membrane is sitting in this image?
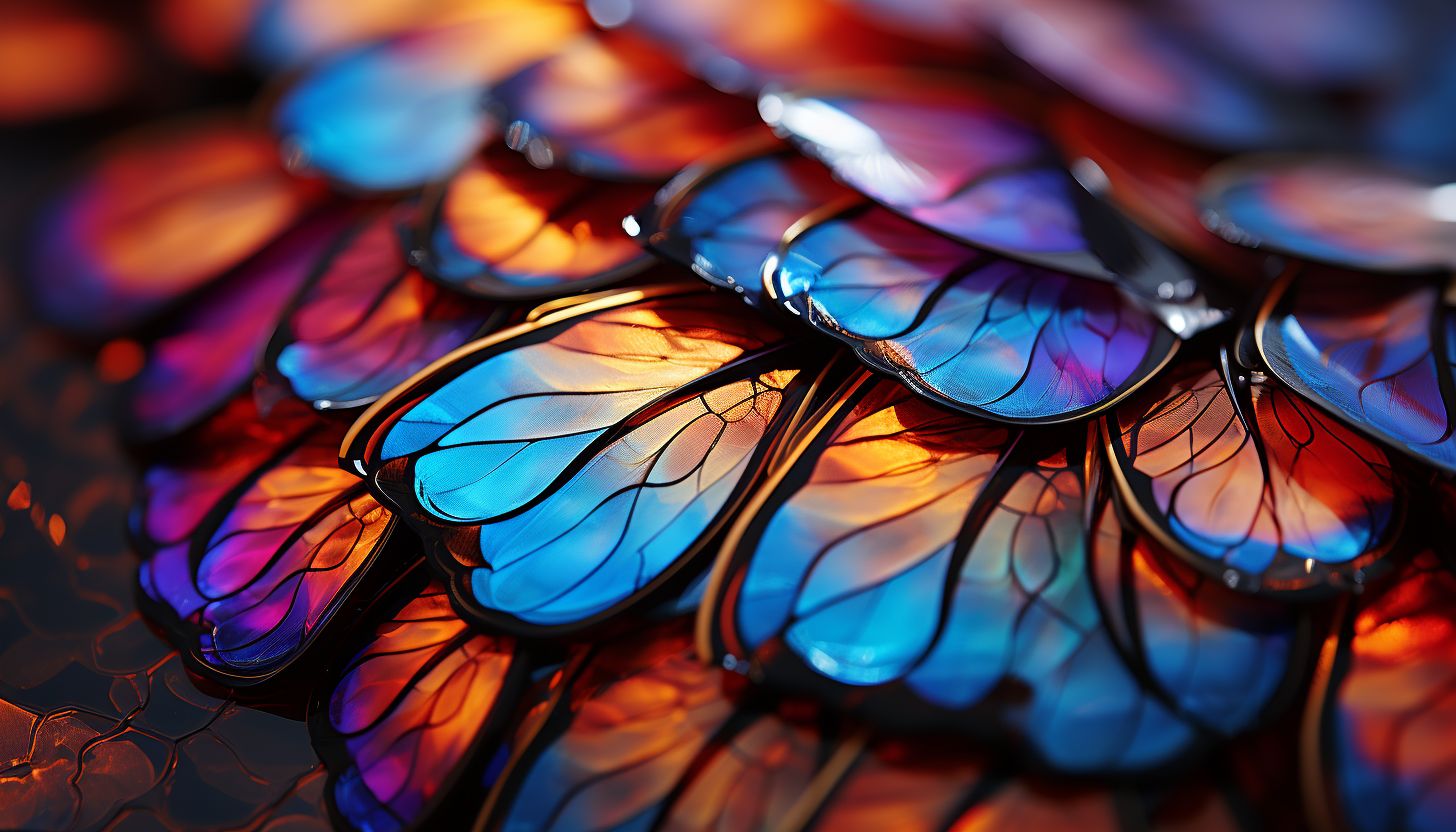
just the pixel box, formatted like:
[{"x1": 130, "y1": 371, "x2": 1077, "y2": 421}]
[
  {"x1": 1310, "y1": 553, "x2": 1456, "y2": 832},
  {"x1": 486, "y1": 30, "x2": 760, "y2": 180},
  {"x1": 263, "y1": 204, "x2": 504, "y2": 411},
  {"x1": 769, "y1": 204, "x2": 1178, "y2": 423},
  {"x1": 1107, "y1": 351, "x2": 1411, "y2": 595},
  {"x1": 1200, "y1": 154, "x2": 1456, "y2": 271},
  {"x1": 1257, "y1": 265, "x2": 1456, "y2": 473},
  {"x1": 1089, "y1": 484, "x2": 1300, "y2": 734},
  {"x1": 639, "y1": 141, "x2": 854, "y2": 307},
  {"x1": 272, "y1": 1, "x2": 585, "y2": 190},
  {"x1": 29, "y1": 114, "x2": 321, "y2": 334},
  {"x1": 481, "y1": 621, "x2": 841, "y2": 832},
  {"x1": 123, "y1": 206, "x2": 360, "y2": 441},
  {"x1": 312, "y1": 573, "x2": 526, "y2": 832},
  {"x1": 344, "y1": 289, "x2": 814, "y2": 635},
  {"x1": 130, "y1": 396, "x2": 319, "y2": 554},
  {"x1": 138, "y1": 418, "x2": 401, "y2": 684},
  {"x1": 418, "y1": 144, "x2": 657, "y2": 297},
  {"x1": 702, "y1": 375, "x2": 1201, "y2": 773},
  {"x1": 759, "y1": 80, "x2": 1103, "y2": 275}
]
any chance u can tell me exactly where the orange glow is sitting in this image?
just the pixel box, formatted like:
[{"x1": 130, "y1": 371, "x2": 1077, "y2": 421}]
[
  {"x1": 0, "y1": 11, "x2": 131, "y2": 121},
  {"x1": 812, "y1": 738, "x2": 985, "y2": 832},
  {"x1": 6, "y1": 482, "x2": 29, "y2": 511},
  {"x1": 47, "y1": 515, "x2": 65, "y2": 546},
  {"x1": 77, "y1": 116, "x2": 322, "y2": 299},
  {"x1": 441, "y1": 146, "x2": 654, "y2": 280},
  {"x1": 96, "y1": 339, "x2": 146, "y2": 383}
]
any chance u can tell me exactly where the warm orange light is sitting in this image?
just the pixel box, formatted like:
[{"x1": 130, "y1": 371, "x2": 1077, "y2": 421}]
[
  {"x1": 6, "y1": 482, "x2": 30, "y2": 511},
  {"x1": 96, "y1": 338, "x2": 146, "y2": 383},
  {"x1": 0, "y1": 12, "x2": 131, "y2": 121}
]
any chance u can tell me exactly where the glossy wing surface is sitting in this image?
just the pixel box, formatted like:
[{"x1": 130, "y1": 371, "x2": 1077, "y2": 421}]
[
  {"x1": 490, "y1": 626, "x2": 736, "y2": 832},
  {"x1": 709, "y1": 376, "x2": 1197, "y2": 772},
  {"x1": 773, "y1": 206, "x2": 1174, "y2": 422},
  {"x1": 646, "y1": 149, "x2": 852, "y2": 306},
  {"x1": 1109, "y1": 358, "x2": 1405, "y2": 594},
  {"x1": 123, "y1": 206, "x2": 358, "y2": 440},
  {"x1": 352, "y1": 292, "x2": 798, "y2": 633},
  {"x1": 1259, "y1": 267, "x2": 1456, "y2": 472},
  {"x1": 423, "y1": 144, "x2": 656, "y2": 296},
  {"x1": 761, "y1": 83, "x2": 1098, "y2": 271},
  {"x1": 1089, "y1": 487, "x2": 1296, "y2": 734},
  {"x1": 1200, "y1": 155, "x2": 1456, "y2": 271},
  {"x1": 140, "y1": 422, "x2": 397, "y2": 680},
  {"x1": 323, "y1": 579, "x2": 518, "y2": 832},
  {"x1": 268, "y1": 206, "x2": 500, "y2": 410}
]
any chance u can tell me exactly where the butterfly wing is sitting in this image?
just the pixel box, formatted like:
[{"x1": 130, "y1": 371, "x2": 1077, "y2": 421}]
[
  {"x1": 703, "y1": 374, "x2": 1197, "y2": 773},
  {"x1": 486, "y1": 30, "x2": 760, "y2": 180},
  {"x1": 770, "y1": 205, "x2": 1178, "y2": 423},
  {"x1": 1308, "y1": 552, "x2": 1456, "y2": 832},
  {"x1": 121, "y1": 206, "x2": 359, "y2": 441},
  {"x1": 272, "y1": 3, "x2": 585, "y2": 190},
  {"x1": 28, "y1": 114, "x2": 322, "y2": 334},
  {"x1": 640, "y1": 142, "x2": 853, "y2": 307},
  {"x1": 418, "y1": 144, "x2": 656, "y2": 297},
  {"x1": 312, "y1": 572, "x2": 528, "y2": 832},
  {"x1": 345, "y1": 289, "x2": 816, "y2": 635},
  {"x1": 760, "y1": 80, "x2": 1104, "y2": 274},
  {"x1": 1106, "y1": 353, "x2": 1409, "y2": 595},
  {"x1": 482, "y1": 623, "x2": 738, "y2": 832},
  {"x1": 263, "y1": 204, "x2": 504, "y2": 411},
  {"x1": 138, "y1": 420, "x2": 403, "y2": 686},
  {"x1": 1088, "y1": 480, "x2": 1301, "y2": 734},
  {"x1": 1257, "y1": 265, "x2": 1456, "y2": 473},
  {"x1": 1200, "y1": 155, "x2": 1456, "y2": 271}
]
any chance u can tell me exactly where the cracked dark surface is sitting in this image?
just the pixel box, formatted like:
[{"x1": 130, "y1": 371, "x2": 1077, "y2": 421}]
[{"x1": 0, "y1": 276, "x2": 331, "y2": 830}]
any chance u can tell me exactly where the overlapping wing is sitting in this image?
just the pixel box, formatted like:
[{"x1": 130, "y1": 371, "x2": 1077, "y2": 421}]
[
  {"x1": 759, "y1": 81, "x2": 1100, "y2": 274},
  {"x1": 484, "y1": 625, "x2": 738, "y2": 832},
  {"x1": 419, "y1": 144, "x2": 656, "y2": 297},
  {"x1": 29, "y1": 114, "x2": 322, "y2": 334},
  {"x1": 122, "y1": 206, "x2": 358, "y2": 440},
  {"x1": 263, "y1": 205, "x2": 503, "y2": 411},
  {"x1": 272, "y1": 1, "x2": 585, "y2": 190},
  {"x1": 1308, "y1": 552, "x2": 1456, "y2": 832},
  {"x1": 1200, "y1": 155, "x2": 1456, "y2": 271},
  {"x1": 139, "y1": 420, "x2": 401, "y2": 684},
  {"x1": 344, "y1": 290, "x2": 811, "y2": 635},
  {"x1": 703, "y1": 375, "x2": 1198, "y2": 773},
  {"x1": 770, "y1": 205, "x2": 1177, "y2": 423},
  {"x1": 486, "y1": 30, "x2": 760, "y2": 180},
  {"x1": 129, "y1": 396, "x2": 320, "y2": 553},
  {"x1": 481, "y1": 621, "x2": 841, "y2": 832},
  {"x1": 641, "y1": 143, "x2": 853, "y2": 307},
  {"x1": 1257, "y1": 266, "x2": 1456, "y2": 473},
  {"x1": 1089, "y1": 483, "x2": 1299, "y2": 734},
  {"x1": 1107, "y1": 353, "x2": 1408, "y2": 594},
  {"x1": 314, "y1": 575, "x2": 524, "y2": 832}
]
